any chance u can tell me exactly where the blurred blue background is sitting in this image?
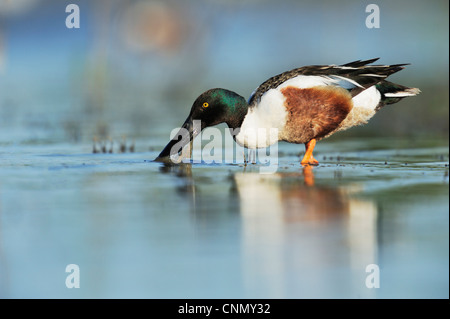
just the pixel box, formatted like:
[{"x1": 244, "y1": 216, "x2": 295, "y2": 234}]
[{"x1": 0, "y1": 0, "x2": 448, "y2": 145}]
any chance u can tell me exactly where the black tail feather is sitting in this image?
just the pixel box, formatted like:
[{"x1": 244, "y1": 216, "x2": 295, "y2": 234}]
[
  {"x1": 342, "y1": 58, "x2": 380, "y2": 68},
  {"x1": 375, "y1": 80, "x2": 421, "y2": 110}
]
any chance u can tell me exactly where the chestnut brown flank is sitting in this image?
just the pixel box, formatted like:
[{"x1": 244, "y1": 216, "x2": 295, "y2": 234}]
[{"x1": 279, "y1": 86, "x2": 353, "y2": 143}]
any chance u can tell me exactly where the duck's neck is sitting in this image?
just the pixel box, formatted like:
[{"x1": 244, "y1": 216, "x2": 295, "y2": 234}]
[{"x1": 222, "y1": 91, "x2": 249, "y2": 129}]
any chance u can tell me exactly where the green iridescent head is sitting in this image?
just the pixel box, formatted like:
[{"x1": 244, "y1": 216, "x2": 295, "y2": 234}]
[{"x1": 156, "y1": 88, "x2": 248, "y2": 160}]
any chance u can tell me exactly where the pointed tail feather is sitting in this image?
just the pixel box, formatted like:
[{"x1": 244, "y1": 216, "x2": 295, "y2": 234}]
[
  {"x1": 375, "y1": 80, "x2": 420, "y2": 109},
  {"x1": 341, "y1": 58, "x2": 380, "y2": 68},
  {"x1": 383, "y1": 87, "x2": 421, "y2": 98}
]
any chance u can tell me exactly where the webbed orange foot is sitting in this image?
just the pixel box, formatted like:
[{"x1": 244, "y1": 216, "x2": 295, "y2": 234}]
[{"x1": 300, "y1": 139, "x2": 319, "y2": 166}]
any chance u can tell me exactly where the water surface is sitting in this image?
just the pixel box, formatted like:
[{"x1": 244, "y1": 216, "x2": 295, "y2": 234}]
[{"x1": 0, "y1": 138, "x2": 448, "y2": 298}]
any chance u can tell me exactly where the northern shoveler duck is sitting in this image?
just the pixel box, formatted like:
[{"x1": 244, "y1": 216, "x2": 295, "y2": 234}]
[{"x1": 156, "y1": 58, "x2": 420, "y2": 165}]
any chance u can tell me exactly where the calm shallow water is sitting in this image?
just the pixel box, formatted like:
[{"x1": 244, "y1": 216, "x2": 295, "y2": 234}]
[{"x1": 0, "y1": 137, "x2": 448, "y2": 298}]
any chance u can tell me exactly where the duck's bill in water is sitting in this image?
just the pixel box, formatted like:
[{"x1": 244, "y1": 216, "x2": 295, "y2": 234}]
[{"x1": 155, "y1": 117, "x2": 201, "y2": 162}]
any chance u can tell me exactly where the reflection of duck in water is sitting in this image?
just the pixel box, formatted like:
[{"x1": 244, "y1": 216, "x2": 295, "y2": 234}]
[
  {"x1": 156, "y1": 58, "x2": 419, "y2": 165},
  {"x1": 233, "y1": 167, "x2": 373, "y2": 222},
  {"x1": 157, "y1": 160, "x2": 380, "y2": 296},
  {"x1": 233, "y1": 168, "x2": 378, "y2": 297},
  {"x1": 234, "y1": 167, "x2": 377, "y2": 223},
  {"x1": 158, "y1": 163, "x2": 196, "y2": 197}
]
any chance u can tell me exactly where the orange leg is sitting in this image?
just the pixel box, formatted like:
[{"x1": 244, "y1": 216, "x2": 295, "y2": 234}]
[{"x1": 300, "y1": 139, "x2": 319, "y2": 166}]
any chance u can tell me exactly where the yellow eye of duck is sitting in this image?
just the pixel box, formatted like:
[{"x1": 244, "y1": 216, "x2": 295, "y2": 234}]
[{"x1": 203, "y1": 102, "x2": 209, "y2": 108}]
